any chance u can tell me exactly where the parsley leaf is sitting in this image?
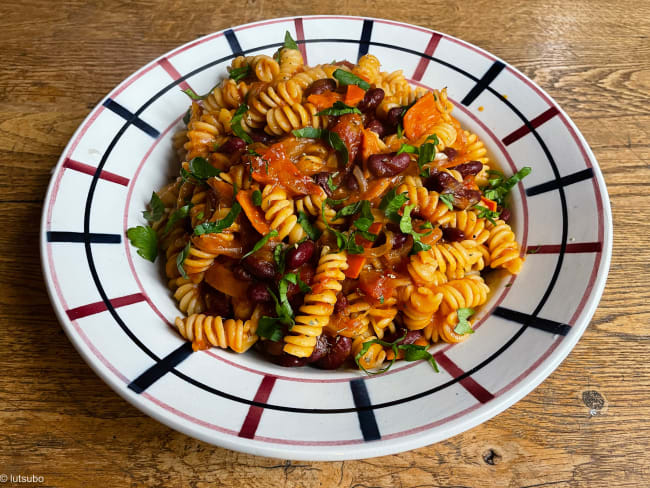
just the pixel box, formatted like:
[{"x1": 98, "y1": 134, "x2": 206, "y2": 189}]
[
  {"x1": 327, "y1": 172, "x2": 339, "y2": 192},
  {"x1": 257, "y1": 316, "x2": 285, "y2": 342},
  {"x1": 283, "y1": 30, "x2": 299, "y2": 50},
  {"x1": 194, "y1": 203, "x2": 241, "y2": 235},
  {"x1": 396, "y1": 123, "x2": 403, "y2": 139},
  {"x1": 401, "y1": 204, "x2": 432, "y2": 254},
  {"x1": 454, "y1": 308, "x2": 475, "y2": 335},
  {"x1": 176, "y1": 242, "x2": 190, "y2": 279},
  {"x1": 126, "y1": 226, "x2": 158, "y2": 262},
  {"x1": 231, "y1": 104, "x2": 253, "y2": 144},
  {"x1": 333, "y1": 201, "x2": 363, "y2": 221},
  {"x1": 296, "y1": 211, "x2": 321, "y2": 241},
  {"x1": 316, "y1": 101, "x2": 361, "y2": 117},
  {"x1": 229, "y1": 65, "x2": 251, "y2": 82},
  {"x1": 332, "y1": 69, "x2": 370, "y2": 91},
  {"x1": 182, "y1": 88, "x2": 203, "y2": 100},
  {"x1": 292, "y1": 128, "x2": 348, "y2": 166},
  {"x1": 354, "y1": 332, "x2": 440, "y2": 375},
  {"x1": 142, "y1": 192, "x2": 164, "y2": 222},
  {"x1": 181, "y1": 157, "x2": 222, "y2": 184},
  {"x1": 439, "y1": 193, "x2": 454, "y2": 211},
  {"x1": 242, "y1": 230, "x2": 278, "y2": 259},
  {"x1": 481, "y1": 166, "x2": 532, "y2": 206},
  {"x1": 163, "y1": 203, "x2": 193, "y2": 235},
  {"x1": 353, "y1": 200, "x2": 374, "y2": 233},
  {"x1": 396, "y1": 143, "x2": 418, "y2": 155},
  {"x1": 474, "y1": 204, "x2": 500, "y2": 225},
  {"x1": 252, "y1": 189, "x2": 263, "y2": 206},
  {"x1": 379, "y1": 188, "x2": 409, "y2": 224},
  {"x1": 320, "y1": 201, "x2": 364, "y2": 254},
  {"x1": 273, "y1": 243, "x2": 286, "y2": 274}
]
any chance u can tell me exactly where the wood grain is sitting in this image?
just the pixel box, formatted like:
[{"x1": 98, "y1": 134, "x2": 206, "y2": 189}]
[{"x1": 1, "y1": 1, "x2": 649, "y2": 487}]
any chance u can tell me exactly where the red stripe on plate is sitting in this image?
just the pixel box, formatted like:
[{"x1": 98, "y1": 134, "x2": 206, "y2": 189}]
[
  {"x1": 412, "y1": 33, "x2": 442, "y2": 81},
  {"x1": 294, "y1": 18, "x2": 308, "y2": 65},
  {"x1": 502, "y1": 106, "x2": 560, "y2": 145},
  {"x1": 158, "y1": 57, "x2": 191, "y2": 91},
  {"x1": 435, "y1": 352, "x2": 495, "y2": 404},
  {"x1": 528, "y1": 242, "x2": 602, "y2": 254},
  {"x1": 66, "y1": 293, "x2": 146, "y2": 321},
  {"x1": 238, "y1": 376, "x2": 277, "y2": 439},
  {"x1": 63, "y1": 158, "x2": 129, "y2": 186}
]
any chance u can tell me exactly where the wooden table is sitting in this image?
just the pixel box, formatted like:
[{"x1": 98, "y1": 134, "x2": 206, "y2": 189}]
[{"x1": 2, "y1": 1, "x2": 648, "y2": 486}]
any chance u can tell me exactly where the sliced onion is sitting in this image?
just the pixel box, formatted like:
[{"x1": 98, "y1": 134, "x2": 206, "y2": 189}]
[
  {"x1": 353, "y1": 165, "x2": 368, "y2": 193},
  {"x1": 362, "y1": 230, "x2": 393, "y2": 258}
]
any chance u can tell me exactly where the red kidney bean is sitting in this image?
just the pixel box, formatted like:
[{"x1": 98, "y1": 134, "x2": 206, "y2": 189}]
[
  {"x1": 249, "y1": 130, "x2": 273, "y2": 144},
  {"x1": 365, "y1": 118, "x2": 386, "y2": 138},
  {"x1": 383, "y1": 328, "x2": 422, "y2": 345},
  {"x1": 442, "y1": 227, "x2": 466, "y2": 242},
  {"x1": 385, "y1": 106, "x2": 404, "y2": 126},
  {"x1": 367, "y1": 152, "x2": 411, "y2": 177},
  {"x1": 204, "y1": 289, "x2": 232, "y2": 317},
  {"x1": 248, "y1": 282, "x2": 271, "y2": 304},
  {"x1": 343, "y1": 172, "x2": 359, "y2": 191},
  {"x1": 313, "y1": 172, "x2": 333, "y2": 197},
  {"x1": 391, "y1": 232, "x2": 409, "y2": 249},
  {"x1": 499, "y1": 206, "x2": 511, "y2": 222},
  {"x1": 315, "y1": 335, "x2": 352, "y2": 370},
  {"x1": 334, "y1": 293, "x2": 349, "y2": 314},
  {"x1": 443, "y1": 147, "x2": 458, "y2": 161},
  {"x1": 275, "y1": 353, "x2": 309, "y2": 368},
  {"x1": 305, "y1": 78, "x2": 337, "y2": 97},
  {"x1": 452, "y1": 188, "x2": 482, "y2": 209},
  {"x1": 219, "y1": 137, "x2": 246, "y2": 153},
  {"x1": 232, "y1": 265, "x2": 253, "y2": 281},
  {"x1": 243, "y1": 255, "x2": 276, "y2": 280},
  {"x1": 306, "y1": 335, "x2": 328, "y2": 363},
  {"x1": 335, "y1": 60, "x2": 355, "y2": 70},
  {"x1": 424, "y1": 171, "x2": 458, "y2": 193},
  {"x1": 357, "y1": 88, "x2": 385, "y2": 113},
  {"x1": 287, "y1": 241, "x2": 316, "y2": 269},
  {"x1": 452, "y1": 160, "x2": 483, "y2": 178}
]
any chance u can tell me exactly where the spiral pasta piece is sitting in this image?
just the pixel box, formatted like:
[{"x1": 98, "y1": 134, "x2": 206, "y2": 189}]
[
  {"x1": 368, "y1": 296, "x2": 398, "y2": 339},
  {"x1": 203, "y1": 79, "x2": 249, "y2": 113},
  {"x1": 485, "y1": 219, "x2": 524, "y2": 273},
  {"x1": 353, "y1": 54, "x2": 381, "y2": 84},
  {"x1": 437, "y1": 311, "x2": 472, "y2": 344},
  {"x1": 265, "y1": 102, "x2": 329, "y2": 136},
  {"x1": 396, "y1": 176, "x2": 451, "y2": 223},
  {"x1": 170, "y1": 276, "x2": 205, "y2": 315},
  {"x1": 352, "y1": 334, "x2": 387, "y2": 370},
  {"x1": 289, "y1": 66, "x2": 330, "y2": 89},
  {"x1": 283, "y1": 250, "x2": 348, "y2": 357},
  {"x1": 376, "y1": 69, "x2": 409, "y2": 97},
  {"x1": 276, "y1": 47, "x2": 304, "y2": 81},
  {"x1": 175, "y1": 312, "x2": 259, "y2": 353},
  {"x1": 261, "y1": 185, "x2": 304, "y2": 243},
  {"x1": 247, "y1": 80, "x2": 304, "y2": 126},
  {"x1": 230, "y1": 54, "x2": 280, "y2": 83},
  {"x1": 400, "y1": 285, "x2": 443, "y2": 330},
  {"x1": 437, "y1": 275, "x2": 490, "y2": 315}
]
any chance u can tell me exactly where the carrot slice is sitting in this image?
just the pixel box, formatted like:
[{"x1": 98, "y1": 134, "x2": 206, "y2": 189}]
[
  {"x1": 344, "y1": 222, "x2": 383, "y2": 279},
  {"x1": 344, "y1": 84, "x2": 366, "y2": 106},
  {"x1": 360, "y1": 128, "x2": 384, "y2": 164},
  {"x1": 481, "y1": 196, "x2": 497, "y2": 212},
  {"x1": 207, "y1": 178, "x2": 234, "y2": 205},
  {"x1": 403, "y1": 92, "x2": 442, "y2": 141},
  {"x1": 205, "y1": 262, "x2": 249, "y2": 298},
  {"x1": 307, "y1": 91, "x2": 343, "y2": 110},
  {"x1": 236, "y1": 190, "x2": 270, "y2": 235}
]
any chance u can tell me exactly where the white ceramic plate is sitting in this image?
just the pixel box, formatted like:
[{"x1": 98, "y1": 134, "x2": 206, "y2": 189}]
[{"x1": 40, "y1": 16, "x2": 612, "y2": 460}]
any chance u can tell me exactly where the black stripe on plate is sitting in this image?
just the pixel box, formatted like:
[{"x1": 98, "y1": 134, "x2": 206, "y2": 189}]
[
  {"x1": 461, "y1": 61, "x2": 505, "y2": 106},
  {"x1": 526, "y1": 168, "x2": 594, "y2": 196},
  {"x1": 103, "y1": 99, "x2": 160, "y2": 138},
  {"x1": 128, "y1": 342, "x2": 194, "y2": 393},
  {"x1": 357, "y1": 20, "x2": 373, "y2": 59},
  {"x1": 224, "y1": 29, "x2": 243, "y2": 56},
  {"x1": 493, "y1": 307, "x2": 571, "y2": 336},
  {"x1": 350, "y1": 379, "x2": 381, "y2": 441},
  {"x1": 47, "y1": 231, "x2": 121, "y2": 244}
]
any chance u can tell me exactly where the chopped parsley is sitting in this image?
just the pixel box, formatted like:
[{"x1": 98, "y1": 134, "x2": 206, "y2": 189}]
[
  {"x1": 355, "y1": 332, "x2": 439, "y2": 375},
  {"x1": 163, "y1": 203, "x2": 193, "y2": 235},
  {"x1": 332, "y1": 69, "x2": 370, "y2": 91},
  {"x1": 283, "y1": 31, "x2": 299, "y2": 50},
  {"x1": 321, "y1": 201, "x2": 364, "y2": 254},
  {"x1": 181, "y1": 157, "x2": 222, "y2": 183},
  {"x1": 296, "y1": 210, "x2": 321, "y2": 241},
  {"x1": 181, "y1": 88, "x2": 203, "y2": 101},
  {"x1": 379, "y1": 188, "x2": 409, "y2": 224},
  {"x1": 327, "y1": 172, "x2": 339, "y2": 192},
  {"x1": 242, "y1": 230, "x2": 278, "y2": 259},
  {"x1": 229, "y1": 65, "x2": 251, "y2": 82},
  {"x1": 231, "y1": 104, "x2": 253, "y2": 144},
  {"x1": 316, "y1": 101, "x2": 362, "y2": 117},
  {"x1": 454, "y1": 308, "x2": 475, "y2": 335},
  {"x1": 126, "y1": 226, "x2": 158, "y2": 262},
  {"x1": 142, "y1": 192, "x2": 164, "y2": 222},
  {"x1": 400, "y1": 204, "x2": 432, "y2": 254},
  {"x1": 474, "y1": 204, "x2": 500, "y2": 225},
  {"x1": 292, "y1": 127, "x2": 349, "y2": 166},
  {"x1": 252, "y1": 189, "x2": 263, "y2": 206},
  {"x1": 176, "y1": 242, "x2": 190, "y2": 279},
  {"x1": 193, "y1": 203, "x2": 241, "y2": 235},
  {"x1": 481, "y1": 166, "x2": 532, "y2": 207},
  {"x1": 439, "y1": 193, "x2": 454, "y2": 210}
]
